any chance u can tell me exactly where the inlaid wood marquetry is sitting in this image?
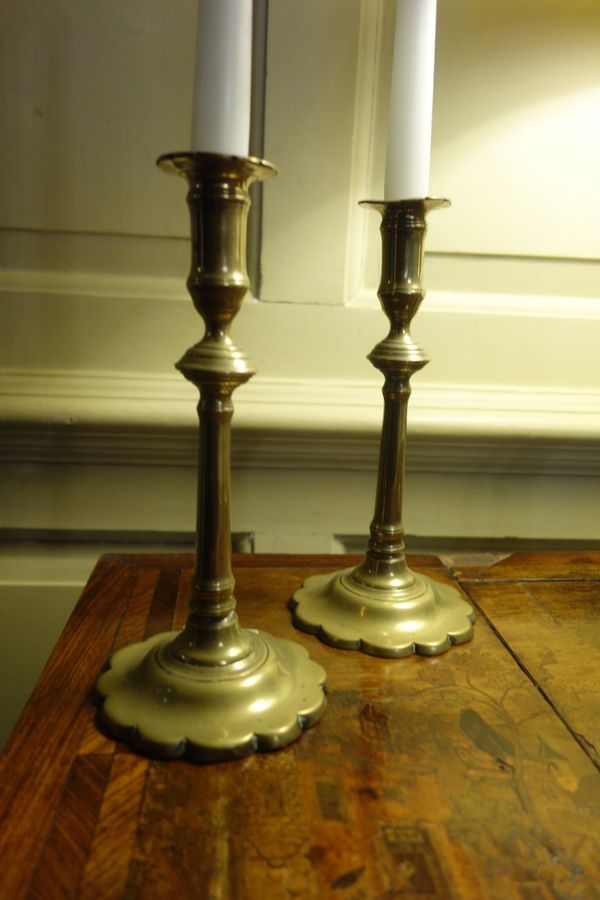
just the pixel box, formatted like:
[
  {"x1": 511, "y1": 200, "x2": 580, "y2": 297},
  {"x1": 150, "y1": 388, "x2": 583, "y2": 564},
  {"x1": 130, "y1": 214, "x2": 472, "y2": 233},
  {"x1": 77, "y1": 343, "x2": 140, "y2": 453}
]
[{"x1": 1, "y1": 552, "x2": 599, "y2": 898}]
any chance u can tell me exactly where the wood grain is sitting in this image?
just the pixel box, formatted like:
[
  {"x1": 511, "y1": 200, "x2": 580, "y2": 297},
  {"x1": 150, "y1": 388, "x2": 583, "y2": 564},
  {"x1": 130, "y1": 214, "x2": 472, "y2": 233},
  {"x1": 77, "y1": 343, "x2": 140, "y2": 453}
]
[
  {"x1": 0, "y1": 557, "x2": 136, "y2": 899},
  {"x1": 449, "y1": 550, "x2": 600, "y2": 583},
  {"x1": 28, "y1": 754, "x2": 113, "y2": 900},
  {"x1": 0, "y1": 552, "x2": 599, "y2": 899},
  {"x1": 79, "y1": 755, "x2": 149, "y2": 900},
  {"x1": 465, "y1": 578, "x2": 600, "y2": 770}
]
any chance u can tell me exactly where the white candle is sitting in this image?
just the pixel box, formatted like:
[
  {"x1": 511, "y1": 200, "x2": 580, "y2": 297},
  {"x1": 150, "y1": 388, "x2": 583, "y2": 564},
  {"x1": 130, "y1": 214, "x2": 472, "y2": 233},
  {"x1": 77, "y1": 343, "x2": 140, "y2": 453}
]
[
  {"x1": 191, "y1": 0, "x2": 252, "y2": 156},
  {"x1": 384, "y1": 0, "x2": 437, "y2": 200}
]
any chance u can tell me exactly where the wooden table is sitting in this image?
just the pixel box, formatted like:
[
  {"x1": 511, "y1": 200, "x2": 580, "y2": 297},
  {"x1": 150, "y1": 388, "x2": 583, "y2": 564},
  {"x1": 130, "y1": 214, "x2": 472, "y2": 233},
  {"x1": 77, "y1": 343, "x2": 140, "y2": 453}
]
[{"x1": 1, "y1": 552, "x2": 599, "y2": 899}]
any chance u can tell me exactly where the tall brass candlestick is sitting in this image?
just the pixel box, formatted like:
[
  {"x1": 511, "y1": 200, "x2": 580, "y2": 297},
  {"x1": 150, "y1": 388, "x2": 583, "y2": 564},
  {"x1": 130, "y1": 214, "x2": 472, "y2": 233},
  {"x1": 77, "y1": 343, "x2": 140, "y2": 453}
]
[
  {"x1": 291, "y1": 198, "x2": 474, "y2": 657},
  {"x1": 96, "y1": 153, "x2": 326, "y2": 760}
]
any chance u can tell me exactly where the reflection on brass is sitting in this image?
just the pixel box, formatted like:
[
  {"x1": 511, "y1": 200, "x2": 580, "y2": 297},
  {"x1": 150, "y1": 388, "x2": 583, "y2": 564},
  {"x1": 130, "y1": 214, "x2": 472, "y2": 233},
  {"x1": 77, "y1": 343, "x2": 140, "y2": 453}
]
[
  {"x1": 96, "y1": 153, "x2": 326, "y2": 759},
  {"x1": 291, "y1": 199, "x2": 474, "y2": 657}
]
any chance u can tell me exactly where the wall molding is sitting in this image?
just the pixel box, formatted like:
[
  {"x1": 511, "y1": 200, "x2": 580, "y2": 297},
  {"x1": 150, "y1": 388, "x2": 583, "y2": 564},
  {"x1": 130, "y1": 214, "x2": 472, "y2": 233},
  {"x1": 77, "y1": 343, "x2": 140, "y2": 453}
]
[
  {"x1": 2, "y1": 264, "x2": 599, "y2": 476},
  {"x1": 2, "y1": 367, "x2": 599, "y2": 475},
  {"x1": 352, "y1": 286, "x2": 600, "y2": 320}
]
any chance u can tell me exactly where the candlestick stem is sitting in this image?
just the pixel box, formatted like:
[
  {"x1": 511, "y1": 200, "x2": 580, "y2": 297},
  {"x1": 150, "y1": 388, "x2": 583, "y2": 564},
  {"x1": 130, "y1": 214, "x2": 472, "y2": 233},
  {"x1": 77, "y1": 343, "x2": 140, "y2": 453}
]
[
  {"x1": 291, "y1": 199, "x2": 474, "y2": 657},
  {"x1": 95, "y1": 153, "x2": 326, "y2": 759}
]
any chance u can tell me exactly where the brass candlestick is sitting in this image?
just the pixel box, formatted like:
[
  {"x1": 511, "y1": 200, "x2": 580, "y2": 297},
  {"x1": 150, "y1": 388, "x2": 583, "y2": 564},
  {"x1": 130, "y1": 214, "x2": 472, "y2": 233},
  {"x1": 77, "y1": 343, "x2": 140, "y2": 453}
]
[
  {"x1": 96, "y1": 152, "x2": 326, "y2": 760},
  {"x1": 291, "y1": 198, "x2": 474, "y2": 657}
]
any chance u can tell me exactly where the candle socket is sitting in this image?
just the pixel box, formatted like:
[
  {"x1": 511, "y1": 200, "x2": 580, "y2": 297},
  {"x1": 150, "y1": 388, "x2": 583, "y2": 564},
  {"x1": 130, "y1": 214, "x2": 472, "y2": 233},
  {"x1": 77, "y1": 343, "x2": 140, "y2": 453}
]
[
  {"x1": 290, "y1": 198, "x2": 474, "y2": 657},
  {"x1": 95, "y1": 152, "x2": 326, "y2": 760}
]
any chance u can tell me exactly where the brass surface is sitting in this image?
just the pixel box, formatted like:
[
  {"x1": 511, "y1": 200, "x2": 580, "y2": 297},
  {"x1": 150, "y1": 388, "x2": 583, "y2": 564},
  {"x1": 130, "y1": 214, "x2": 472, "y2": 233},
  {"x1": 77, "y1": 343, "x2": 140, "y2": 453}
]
[
  {"x1": 96, "y1": 630, "x2": 325, "y2": 761},
  {"x1": 291, "y1": 198, "x2": 474, "y2": 656},
  {"x1": 96, "y1": 153, "x2": 326, "y2": 759}
]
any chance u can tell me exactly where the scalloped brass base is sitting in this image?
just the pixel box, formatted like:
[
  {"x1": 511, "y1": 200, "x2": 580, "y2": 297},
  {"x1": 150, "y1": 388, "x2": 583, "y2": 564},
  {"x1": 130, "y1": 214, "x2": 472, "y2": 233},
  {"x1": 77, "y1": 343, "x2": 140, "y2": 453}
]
[
  {"x1": 291, "y1": 566, "x2": 474, "y2": 658},
  {"x1": 96, "y1": 629, "x2": 327, "y2": 761}
]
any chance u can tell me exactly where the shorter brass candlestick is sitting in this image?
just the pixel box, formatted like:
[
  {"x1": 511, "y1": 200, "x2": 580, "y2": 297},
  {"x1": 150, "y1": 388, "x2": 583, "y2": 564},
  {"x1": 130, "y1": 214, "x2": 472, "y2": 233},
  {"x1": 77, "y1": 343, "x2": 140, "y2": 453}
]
[
  {"x1": 291, "y1": 198, "x2": 474, "y2": 657},
  {"x1": 96, "y1": 152, "x2": 326, "y2": 760}
]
